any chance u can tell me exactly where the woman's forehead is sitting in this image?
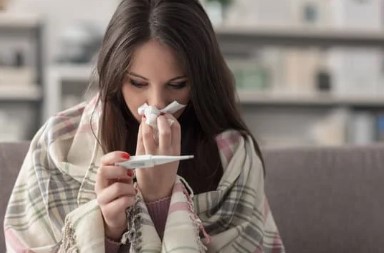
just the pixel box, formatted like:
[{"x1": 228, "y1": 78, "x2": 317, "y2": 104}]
[{"x1": 129, "y1": 40, "x2": 185, "y2": 81}]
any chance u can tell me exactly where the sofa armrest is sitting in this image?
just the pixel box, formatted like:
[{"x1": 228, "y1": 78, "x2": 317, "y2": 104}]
[{"x1": 0, "y1": 142, "x2": 30, "y2": 252}]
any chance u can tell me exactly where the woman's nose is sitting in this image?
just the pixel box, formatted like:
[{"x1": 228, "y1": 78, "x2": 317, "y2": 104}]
[{"x1": 148, "y1": 90, "x2": 168, "y2": 109}]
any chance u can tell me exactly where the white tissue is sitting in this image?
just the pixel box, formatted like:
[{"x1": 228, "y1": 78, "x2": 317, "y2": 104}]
[{"x1": 138, "y1": 101, "x2": 186, "y2": 129}]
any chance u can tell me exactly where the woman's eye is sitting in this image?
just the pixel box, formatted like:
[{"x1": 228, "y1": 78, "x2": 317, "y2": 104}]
[
  {"x1": 168, "y1": 81, "x2": 187, "y2": 89},
  {"x1": 129, "y1": 79, "x2": 147, "y2": 88}
]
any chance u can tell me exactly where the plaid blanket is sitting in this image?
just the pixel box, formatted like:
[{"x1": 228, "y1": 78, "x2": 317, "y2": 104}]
[{"x1": 4, "y1": 97, "x2": 285, "y2": 253}]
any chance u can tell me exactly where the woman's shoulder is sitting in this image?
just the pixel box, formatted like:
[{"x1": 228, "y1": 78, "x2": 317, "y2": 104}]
[
  {"x1": 214, "y1": 129, "x2": 263, "y2": 174},
  {"x1": 36, "y1": 101, "x2": 90, "y2": 145},
  {"x1": 47, "y1": 102, "x2": 87, "y2": 129},
  {"x1": 214, "y1": 130, "x2": 251, "y2": 164},
  {"x1": 215, "y1": 129, "x2": 247, "y2": 151}
]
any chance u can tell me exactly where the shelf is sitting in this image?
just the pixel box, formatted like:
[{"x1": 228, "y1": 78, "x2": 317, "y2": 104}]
[
  {"x1": 237, "y1": 90, "x2": 384, "y2": 107},
  {"x1": 0, "y1": 12, "x2": 44, "y2": 139},
  {"x1": 49, "y1": 64, "x2": 94, "y2": 82},
  {"x1": 215, "y1": 26, "x2": 384, "y2": 48},
  {"x1": 0, "y1": 85, "x2": 42, "y2": 102},
  {"x1": 45, "y1": 64, "x2": 384, "y2": 108}
]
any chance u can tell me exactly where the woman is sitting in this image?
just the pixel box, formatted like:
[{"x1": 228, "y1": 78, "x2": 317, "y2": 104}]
[{"x1": 4, "y1": 0, "x2": 285, "y2": 252}]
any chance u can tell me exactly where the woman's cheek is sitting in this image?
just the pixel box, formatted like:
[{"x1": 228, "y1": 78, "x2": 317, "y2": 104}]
[{"x1": 135, "y1": 113, "x2": 142, "y2": 123}]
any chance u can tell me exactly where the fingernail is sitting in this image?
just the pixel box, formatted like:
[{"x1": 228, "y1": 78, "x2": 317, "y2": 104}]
[
  {"x1": 127, "y1": 170, "x2": 133, "y2": 177},
  {"x1": 121, "y1": 153, "x2": 130, "y2": 159}
]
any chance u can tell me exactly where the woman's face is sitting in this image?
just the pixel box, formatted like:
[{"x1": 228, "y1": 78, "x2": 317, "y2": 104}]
[{"x1": 122, "y1": 39, "x2": 191, "y2": 122}]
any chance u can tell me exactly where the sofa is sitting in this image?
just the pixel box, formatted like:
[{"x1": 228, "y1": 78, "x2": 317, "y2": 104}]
[{"x1": 1, "y1": 142, "x2": 384, "y2": 253}]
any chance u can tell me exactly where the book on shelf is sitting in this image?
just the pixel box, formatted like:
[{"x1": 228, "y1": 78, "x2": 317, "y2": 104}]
[
  {"x1": 231, "y1": 45, "x2": 384, "y2": 98},
  {"x1": 224, "y1": 0, "x2": 384, "y2": 29},
  {"x1": 328, "y1": 47, "x2": 384, "y2": 96},
  {"x1": 281, "y1": 48, "x2": 323, "y2": 94},
  {"x1": 224, "y1": 0, "x2": 294, "y2": 27},
  {"x1": 330, "y1": 0, "x2": 383, "y2": 31},
  {"x1": 228, "y1": 58, "x2": 271, "y2": 91},
  {"x1": 263, "y1": 109, "x2": 383, "y2": 147},
  {"x1": 347, "y1": 111, "x2": 376, "y2": 145},
  {"x1": 376, "y1": 113, "x2": 384, "y2": 142},
  {"x1": 310, "y1": 108, "x2": 350, "y2": 146}
]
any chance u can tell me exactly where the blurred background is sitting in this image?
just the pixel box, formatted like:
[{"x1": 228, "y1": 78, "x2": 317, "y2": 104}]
[{"x1": 1, "y1": 0, "x2": 384, "y2": 148}]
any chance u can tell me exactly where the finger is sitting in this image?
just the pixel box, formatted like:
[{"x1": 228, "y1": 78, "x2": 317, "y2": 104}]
[
  {"x1": 98, "y1": 165, "x2": 132, "y2": 180},
  {"x1": 100, "y1": 151, "x2": 130, "y2": 166},
  {"x1": 142, "y1": 122, "x2": 157, "y2": 154},
  {"x1": 117, "y1": 170, "x2": 135, "y2": 184},
  {"x1": 157, "y1": 115, "x2": 172, "y2": 151},
  {"x1": 102, "y1": 195, "x2": 136, "y2": 222},
  {"x1": 95, "y1": 165, "x2": 133, "y2": 192},
  {"x1": 165, "y1": 113, "x2": 181, "y2": 149},
  {"x1": 97, "y1": 182, "x2": 136, "y2": 205}
]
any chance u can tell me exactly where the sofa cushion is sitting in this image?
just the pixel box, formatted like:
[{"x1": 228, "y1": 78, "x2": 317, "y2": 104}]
[{"x1": 264, "y1": 144, "x2": 384, "y2": 253}]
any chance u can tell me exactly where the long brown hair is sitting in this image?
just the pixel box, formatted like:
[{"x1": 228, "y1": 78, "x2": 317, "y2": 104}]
[{"x1": 95, "y1": 0, "x2": 263, "y2": 193}]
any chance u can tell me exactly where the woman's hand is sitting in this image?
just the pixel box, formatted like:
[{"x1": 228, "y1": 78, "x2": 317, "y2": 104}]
[
  {"x1": 95, "y1": 151, "x2": 136, "y2": 241},
  {"x1": 135, "y1": 113, "x2": 181, "y2": 202}
]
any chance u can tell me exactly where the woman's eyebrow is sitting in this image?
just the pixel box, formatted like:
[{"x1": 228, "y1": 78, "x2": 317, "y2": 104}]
[
  {"x1": 128, "y1": 72, "x2": 148, "y2": 80},
  {"x1": 128, "y1": 72, "x2": 187, "y2": 82},
  {"x1": 168, "y1": 76, "x2": 187, "y2": 82}
]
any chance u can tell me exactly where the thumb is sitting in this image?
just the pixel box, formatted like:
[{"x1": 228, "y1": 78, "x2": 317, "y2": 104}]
[{"x1": 136, "y1": 122, "x2": 145, "y2": 155}]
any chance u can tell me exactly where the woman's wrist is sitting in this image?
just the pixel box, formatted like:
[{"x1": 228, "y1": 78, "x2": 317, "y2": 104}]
[
  {"x1": 136, "y1": 174, "x2": 176, "y2": 202},
  {"x1": 105, "y1": 224, "x2": 127, "y2": 242},
  {"x1": 139, "y1": 184, "x2": 173, "y2": 202}
]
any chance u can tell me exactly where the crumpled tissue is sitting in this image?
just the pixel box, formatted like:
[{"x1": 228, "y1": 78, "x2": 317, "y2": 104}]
[{"x1": 138, "y1": 101, "x2": 186, "y2": 130}]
